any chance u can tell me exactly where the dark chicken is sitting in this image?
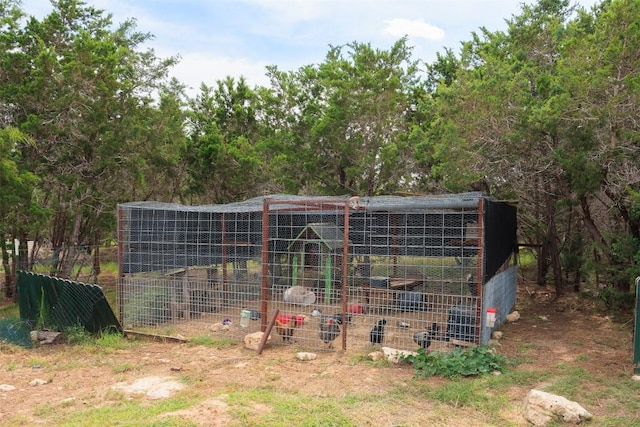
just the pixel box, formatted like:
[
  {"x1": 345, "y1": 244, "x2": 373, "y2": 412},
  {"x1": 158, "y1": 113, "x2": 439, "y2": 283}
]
[
  {"x1": 413, "y1": 322, "x2": 439, "y2": 350},
  {"x1": 330, "y1": 313, "x2": 352, "y2": 325},
  {"x1": 319, "y1": 315, "x2": 341, "y2": 348},
  {"x1": 274, "y1": 314, "x2": 304, "y2": 343},
  {"x1": 369, "y1": 318, "x2": 387, "y2": 346}
]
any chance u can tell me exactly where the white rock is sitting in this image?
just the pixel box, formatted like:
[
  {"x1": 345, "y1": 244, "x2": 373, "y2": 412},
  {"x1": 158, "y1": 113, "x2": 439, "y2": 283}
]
[
  {"x1": 296, "y1": 352, "x2": 317, "y2": 361},
  {"x1": 112, "y1": 376, "x2": 183, "y2": 400},
  {"x1": 381, "y1": 346, "x2": 418, "y2": 364},
  {"x1": 506, "y1": 311, "x2": 521, "y2": 322},
  {"x1": 0, "y1": 384, "x2": 16, "y2": 391},
  {"x1": 243, "y1": 331, "x2": 270, "y2": 350},
  {"x1": 524, "y1": 389, "x2": 592, "y2": 426},
  {"x1": 29, "y1": 378, "x2": 48, "y2": 386}
]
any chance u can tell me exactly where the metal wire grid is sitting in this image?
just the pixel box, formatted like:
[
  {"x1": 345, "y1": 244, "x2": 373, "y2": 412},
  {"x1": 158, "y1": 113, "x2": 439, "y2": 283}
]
[{"x1": 117, "y1": 194, "x2": 497, "y2": 352}]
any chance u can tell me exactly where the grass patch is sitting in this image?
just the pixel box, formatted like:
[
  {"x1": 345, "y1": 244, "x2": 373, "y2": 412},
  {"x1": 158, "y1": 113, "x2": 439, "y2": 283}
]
[
  {"x1": 0, "y1": 303, "x2": 20, "y2": 318},
  {"x1": 226, "y1": 387, "x2": 358, "y2": 426},
  {"x1": 188, "y1": 335, "x2": 236, "y2": 348},
  {"x1": 113, "y1": 363, "x2": 133, "y2": 374},
  {"x1": 33, "y1": 395, "x2": 198, "y2": 427}
]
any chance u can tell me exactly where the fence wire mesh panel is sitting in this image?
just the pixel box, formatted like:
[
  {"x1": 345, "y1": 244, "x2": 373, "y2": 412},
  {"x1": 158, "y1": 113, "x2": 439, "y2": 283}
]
[{"x1": 117, "y1": 193, "x2": 517, "y2": 352}]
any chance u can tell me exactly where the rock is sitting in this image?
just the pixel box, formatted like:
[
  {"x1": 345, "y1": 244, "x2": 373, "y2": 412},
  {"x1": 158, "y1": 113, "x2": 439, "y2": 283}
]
[
  {"x1": 243, "y1": 331, "x2": 270, "y2": 350},
  {"x1": 296, "y1": 352, "x2": 317, "y2": 361},
  {"x1": 381, "y1": 347, "x2": 418, "y2": 364},
  {"x1": 506, "y1": 311, "x2": 521, "y2": 322},
  {"x1": 0, "y1": 384, "x2": 16, "y2": 391},
  {"x1": 210, "y1": 323, "x2": 230, "y2": 332},
  {"x1": 29, "y1": 378, "x2": 48, "y2": 386},
  {"x1": 112, "y1": 376, "x2": 183, "y2": 400},
  {"x1": 524, "y1": 389, "x2": 593, "y2": 426},
  {"x1": 368, "y1": 351, "x2": 385, "y2": 361},
  {"x1": 633, "y1": 375, "x2": 640, "y2": 382},
  {"x1": 492, "y1": 331, "x2": 504, "y2": 340},
  {"x1": 30, "y1": 330, "x2": 63, "y2": 345}
]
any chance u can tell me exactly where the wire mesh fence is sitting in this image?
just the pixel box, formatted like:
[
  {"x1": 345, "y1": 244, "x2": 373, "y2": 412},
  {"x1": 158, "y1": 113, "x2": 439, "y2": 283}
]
[{"x1": 117, "y1": 193, "x2": 517, "y2": 352}]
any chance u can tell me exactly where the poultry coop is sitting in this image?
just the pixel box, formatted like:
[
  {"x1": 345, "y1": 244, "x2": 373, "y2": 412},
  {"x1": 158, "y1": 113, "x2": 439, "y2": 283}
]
[{"x1": 117, "y1": 192, "x2": 517, "y2": 353}]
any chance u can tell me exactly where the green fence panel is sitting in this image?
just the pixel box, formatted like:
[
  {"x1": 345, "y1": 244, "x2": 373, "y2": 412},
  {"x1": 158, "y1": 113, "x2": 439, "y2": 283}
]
[{"x1": 17, "y1": 271, "x2": 121, "y2": 334}]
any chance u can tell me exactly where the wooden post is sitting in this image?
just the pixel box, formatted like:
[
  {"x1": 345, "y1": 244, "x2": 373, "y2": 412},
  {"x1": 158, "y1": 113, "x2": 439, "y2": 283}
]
[{"x1": 257, "y1": 309, "x2": 279, "y2": 355}]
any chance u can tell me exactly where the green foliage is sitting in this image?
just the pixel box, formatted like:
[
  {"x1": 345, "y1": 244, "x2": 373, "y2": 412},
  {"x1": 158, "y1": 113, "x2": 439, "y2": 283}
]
[
  {"x1": 597, "y1": 286, "x2": 635, "y2": 312},
  {"x1": 62, "y1": 324, "x2": 93, "y2": 345},
  {"x1": 404, "y1": 345, "x2": 513, "y2": 378},
  {"x1": 35, "y1": 289, "x2": 48, "y2": 330}
]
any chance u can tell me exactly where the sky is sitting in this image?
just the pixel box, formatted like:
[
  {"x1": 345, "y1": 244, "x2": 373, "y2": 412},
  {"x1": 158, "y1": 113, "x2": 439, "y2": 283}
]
[{"x1": 22, "y1": 0, "x2": 601, "y2": 97}]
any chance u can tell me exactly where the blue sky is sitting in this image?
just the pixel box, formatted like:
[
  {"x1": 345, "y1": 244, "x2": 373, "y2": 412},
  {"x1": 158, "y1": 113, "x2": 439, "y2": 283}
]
[{"x1": 23, "y1": 0, "x2": 600, "y2": 97}]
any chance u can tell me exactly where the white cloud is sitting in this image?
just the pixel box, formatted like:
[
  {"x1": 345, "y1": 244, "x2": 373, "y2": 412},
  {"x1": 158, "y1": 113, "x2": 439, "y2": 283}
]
[
  {"x1": 169, "y1": 52, "x2": 270, "y2": 97},
  {"x1": 384, "y1": 18, "x2": 445, "y2": 41}
]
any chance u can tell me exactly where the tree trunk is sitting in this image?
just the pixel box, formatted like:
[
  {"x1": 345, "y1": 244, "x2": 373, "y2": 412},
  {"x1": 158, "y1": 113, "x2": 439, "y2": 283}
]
[
  {"x1": 1, "y1": 238, "x2": 16, "y2": 301},
  {"x1": 59, "y1": 212, "x2": 83, "y2": 279},
  {"x1": 543, "y1": 191, "x2": 564, "y2": 295}
]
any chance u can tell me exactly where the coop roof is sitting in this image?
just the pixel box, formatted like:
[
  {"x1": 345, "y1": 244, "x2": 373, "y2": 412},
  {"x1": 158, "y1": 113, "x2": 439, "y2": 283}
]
[
  {"x1": 118, "y1": 192, "x2": 487, "y2": 213},
  {"x1": 289, "y1": 222, "x2": 349, "y2": 251}
]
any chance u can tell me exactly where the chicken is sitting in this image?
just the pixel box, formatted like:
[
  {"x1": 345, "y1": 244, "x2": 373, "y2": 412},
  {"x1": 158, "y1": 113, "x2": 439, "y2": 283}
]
[
  {"x1": 330, "y1": 313, "x2": 352, "y2": 325},
  {"x1": 413, "y1": 322, "x2": 439, "y2": 350},
  {"x1": 319, "y1": 315, "x2": 341, "y2": 348},
  {"x1": 369, "y1": 318, "x2": 387, "y2": 346},
  {"x1": 274, "y1": 314, "x2": 304, "y2": 343}
]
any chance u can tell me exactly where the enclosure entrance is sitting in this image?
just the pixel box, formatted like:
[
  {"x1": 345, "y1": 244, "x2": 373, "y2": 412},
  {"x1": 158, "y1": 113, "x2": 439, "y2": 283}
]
[{"x1": 117, "y1": 193, "x2": 517, "y2": 352}]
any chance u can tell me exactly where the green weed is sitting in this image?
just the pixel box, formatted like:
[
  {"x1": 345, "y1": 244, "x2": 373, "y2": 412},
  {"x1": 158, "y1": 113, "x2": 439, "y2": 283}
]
[{"x1": 404, "y1": 345, "x2": 514, "y2": 378}]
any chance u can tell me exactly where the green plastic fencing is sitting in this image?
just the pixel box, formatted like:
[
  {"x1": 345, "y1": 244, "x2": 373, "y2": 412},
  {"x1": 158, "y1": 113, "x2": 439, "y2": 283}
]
[
  {"x1": 17, "y1": 271, "x2": 121, "y2": 334},
  {"x1": 634, "y1": 277, "x2": 640, "y2": 375}
]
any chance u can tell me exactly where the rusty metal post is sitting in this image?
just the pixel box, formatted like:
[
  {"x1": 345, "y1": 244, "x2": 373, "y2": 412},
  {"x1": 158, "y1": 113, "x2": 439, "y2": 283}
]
[{"x1": 257, "y1": 309, "x2": 279, "y2": 355}]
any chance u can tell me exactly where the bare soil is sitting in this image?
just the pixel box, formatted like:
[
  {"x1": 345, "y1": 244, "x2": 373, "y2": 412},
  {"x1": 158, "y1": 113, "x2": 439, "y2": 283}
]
[{"x1": 0, "y1": 281, "x2": 635, "y2": 426}]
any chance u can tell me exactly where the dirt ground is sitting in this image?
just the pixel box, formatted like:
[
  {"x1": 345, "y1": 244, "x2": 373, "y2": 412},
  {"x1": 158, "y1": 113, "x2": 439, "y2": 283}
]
[{"x1": 0, "y1": 281, "x2": 636, "y2": 426}]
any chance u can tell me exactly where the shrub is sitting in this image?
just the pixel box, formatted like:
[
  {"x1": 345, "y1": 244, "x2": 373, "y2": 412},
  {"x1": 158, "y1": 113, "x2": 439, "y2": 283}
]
[{"x1": 403, "y1": 345, "x2": 513, "y2": 378}]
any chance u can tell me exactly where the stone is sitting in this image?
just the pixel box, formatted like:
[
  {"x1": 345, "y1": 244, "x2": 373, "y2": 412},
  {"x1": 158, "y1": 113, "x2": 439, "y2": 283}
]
[
  {"x1": 243, "y1": 331, "x2": 270, "y2": 350},
  {"x1": 524, "y1": 389, "x2": 593, "y2": 426},
  {"x1": 296, "y1": 352, "x2": 317, "y2": 361},
  {"x1": 112, "y1": 376, "x2": 183, "y2": 400},
  {"x1": 381, "y1": 347, "x2": 418, "y2": 364},
  {"x1": 506, "y1": 311, "x2": 521, "y2": 322},
  {"x1": 0, "y1": 384, "x2": 16, "y2": 391},
  {"x1": 29, "y1": 378, "x2": 48, "y2": 386},
  {"x1": 30, "y1": 330, "x2": 63, "y2": 345},
  {"x1": 368, "y1": 351, "x2": 385, "y2": 361}
]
